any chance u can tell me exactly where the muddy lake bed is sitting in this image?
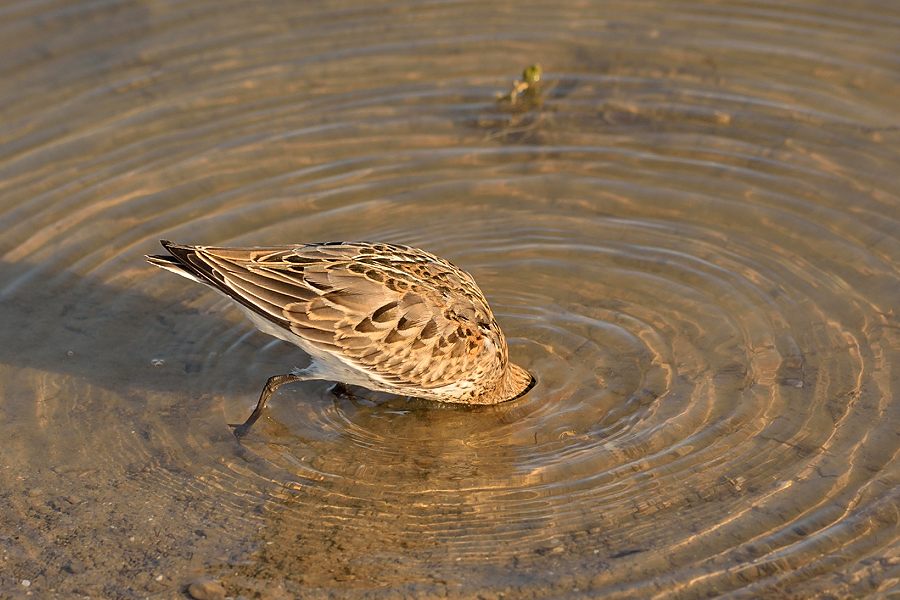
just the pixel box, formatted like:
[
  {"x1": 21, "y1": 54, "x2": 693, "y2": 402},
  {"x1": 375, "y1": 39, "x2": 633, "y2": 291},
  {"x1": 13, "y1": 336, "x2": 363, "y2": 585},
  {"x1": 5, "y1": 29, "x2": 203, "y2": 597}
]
[{"x1": 0, "y1": 0, "x2": 898, "y2": 598}]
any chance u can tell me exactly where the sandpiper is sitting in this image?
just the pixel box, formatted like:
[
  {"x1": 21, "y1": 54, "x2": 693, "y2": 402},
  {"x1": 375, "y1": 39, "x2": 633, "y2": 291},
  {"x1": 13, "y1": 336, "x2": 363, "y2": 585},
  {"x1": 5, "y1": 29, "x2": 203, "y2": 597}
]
[{"x1": 147, "y1": 240, "x2": 535, "y2": 435}]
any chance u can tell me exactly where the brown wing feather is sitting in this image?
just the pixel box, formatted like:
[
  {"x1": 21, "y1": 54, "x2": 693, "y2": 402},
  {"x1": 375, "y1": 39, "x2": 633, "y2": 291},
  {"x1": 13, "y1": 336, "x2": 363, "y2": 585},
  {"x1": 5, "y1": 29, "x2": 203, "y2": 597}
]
[{"x1": 162, "y1": 242, "x2": 499, "y2": 390}]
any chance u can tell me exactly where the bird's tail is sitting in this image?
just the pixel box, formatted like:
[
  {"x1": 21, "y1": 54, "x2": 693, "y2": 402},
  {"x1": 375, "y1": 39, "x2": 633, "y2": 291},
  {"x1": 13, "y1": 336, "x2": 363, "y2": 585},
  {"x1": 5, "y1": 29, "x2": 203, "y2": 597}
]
[{"x1": 145, "y1": 240, "x2": 204, "y2": 283}]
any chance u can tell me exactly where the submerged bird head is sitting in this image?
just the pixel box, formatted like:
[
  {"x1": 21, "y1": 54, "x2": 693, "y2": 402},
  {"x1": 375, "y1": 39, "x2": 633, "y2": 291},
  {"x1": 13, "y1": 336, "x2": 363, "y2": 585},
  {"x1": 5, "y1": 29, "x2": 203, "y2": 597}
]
[
  {"x1": 496, "y1": 362, "x2": 536, "y2": 403},
  {"x1": 472, "y1": 318, "x2": 534, "y2": 403}
]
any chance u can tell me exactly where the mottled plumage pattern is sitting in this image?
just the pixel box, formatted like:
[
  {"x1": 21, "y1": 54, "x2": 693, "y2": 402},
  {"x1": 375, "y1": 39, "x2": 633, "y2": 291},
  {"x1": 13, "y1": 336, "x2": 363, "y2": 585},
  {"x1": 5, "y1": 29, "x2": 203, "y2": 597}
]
[{"x1": 147, "y1": 241, "x2": 534, "y2": 407}]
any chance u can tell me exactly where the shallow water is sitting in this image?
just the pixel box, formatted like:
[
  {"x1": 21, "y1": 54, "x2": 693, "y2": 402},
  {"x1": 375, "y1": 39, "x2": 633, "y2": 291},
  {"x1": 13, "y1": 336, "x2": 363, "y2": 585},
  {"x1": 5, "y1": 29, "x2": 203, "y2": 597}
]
[{"x1": 1, "y1": 0, "x2": 898, "y2": 597}]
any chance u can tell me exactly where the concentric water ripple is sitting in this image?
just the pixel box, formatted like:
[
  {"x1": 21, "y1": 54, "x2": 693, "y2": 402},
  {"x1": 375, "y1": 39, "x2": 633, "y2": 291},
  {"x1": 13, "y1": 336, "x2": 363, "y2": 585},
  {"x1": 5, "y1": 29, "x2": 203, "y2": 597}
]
[{"x1": 0, "y1": 0, "x2": 897, "y2": 597}]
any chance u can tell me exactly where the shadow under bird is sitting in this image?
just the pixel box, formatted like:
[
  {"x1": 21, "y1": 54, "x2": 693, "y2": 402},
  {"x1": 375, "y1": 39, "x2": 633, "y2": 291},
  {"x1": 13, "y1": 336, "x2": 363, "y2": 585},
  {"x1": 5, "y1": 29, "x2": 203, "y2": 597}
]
[{"x1": 146, "y1": 240, "x2": 535, "y2": 436}]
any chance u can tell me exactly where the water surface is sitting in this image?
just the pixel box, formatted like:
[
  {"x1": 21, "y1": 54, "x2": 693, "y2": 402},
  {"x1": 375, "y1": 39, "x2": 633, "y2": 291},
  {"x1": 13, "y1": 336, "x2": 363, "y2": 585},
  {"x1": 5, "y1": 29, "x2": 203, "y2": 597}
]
[{"x1": 1, "y1": 0, "x2": 898, "y2": 597}]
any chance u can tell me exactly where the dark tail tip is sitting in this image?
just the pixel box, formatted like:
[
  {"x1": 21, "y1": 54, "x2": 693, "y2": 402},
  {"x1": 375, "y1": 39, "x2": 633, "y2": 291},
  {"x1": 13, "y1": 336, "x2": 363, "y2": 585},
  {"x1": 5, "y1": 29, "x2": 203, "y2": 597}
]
[
  {"x1": 510, "y1": 373, "x2": 537, "y2": 401},
  {"x1": 159, "y1": 240, "x2": 197, "y2": 266}
]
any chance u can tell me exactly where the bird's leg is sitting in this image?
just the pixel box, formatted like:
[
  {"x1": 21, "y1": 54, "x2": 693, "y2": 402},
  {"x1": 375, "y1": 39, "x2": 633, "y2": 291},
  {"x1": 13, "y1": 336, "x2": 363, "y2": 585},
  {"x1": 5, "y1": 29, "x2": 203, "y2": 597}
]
[{"x1": 231, "y1": 373, "x2": 304, "y2": 438}]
